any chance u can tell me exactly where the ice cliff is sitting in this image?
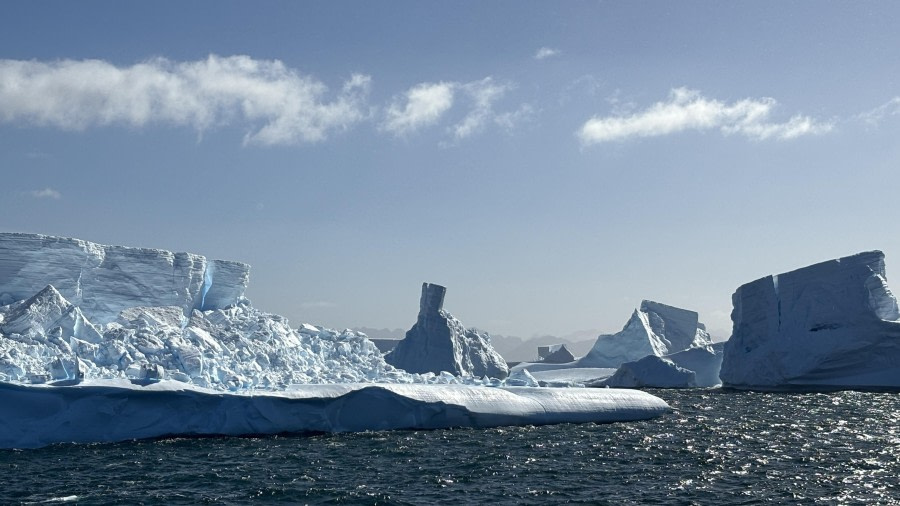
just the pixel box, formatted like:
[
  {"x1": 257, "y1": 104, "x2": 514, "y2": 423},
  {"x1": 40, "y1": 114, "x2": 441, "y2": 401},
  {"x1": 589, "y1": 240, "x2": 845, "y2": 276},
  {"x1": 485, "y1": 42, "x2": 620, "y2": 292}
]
[
  {"x1": 581, "y1": 300, "x2": 712, "y2": 368},
  {"x1": 0, "y1": 233, "x2": 249, "y2": 323},
  {"x1": 385, "y1": 283, "x2": 509, "y2": 379},
  {"x1": 720, "y1": 251, "x2": 900, "y2": 390}
]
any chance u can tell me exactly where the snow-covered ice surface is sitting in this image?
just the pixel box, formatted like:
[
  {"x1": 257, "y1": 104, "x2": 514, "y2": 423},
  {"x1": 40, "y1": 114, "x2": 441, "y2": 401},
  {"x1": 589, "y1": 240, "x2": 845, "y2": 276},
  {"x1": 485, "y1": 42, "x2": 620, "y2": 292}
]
[
  {"x1": 386, "y1": 283, "x2": 508, "y2": 379},
  {"x1": 0, "y1": 233, "x2": 670, "y2": 447},
  {"x1": 0, "y1": 379, "x2": 670, "y2": 449},
  {"x1": 720, "y1": 250, "x2": 900, "y2": 390}
]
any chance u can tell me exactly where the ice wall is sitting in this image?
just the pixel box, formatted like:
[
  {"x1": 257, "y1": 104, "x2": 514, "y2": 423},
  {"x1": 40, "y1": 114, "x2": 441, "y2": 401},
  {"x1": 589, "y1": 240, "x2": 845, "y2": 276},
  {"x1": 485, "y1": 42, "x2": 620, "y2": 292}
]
[
  {"x1": 385, "y1": 283, "x2": 509, "y2": 379},
  {"x1": 720, "y1": 250, "x2": 900, "y2": 389},
  {"x1": 0, "y1": 233, "x2": 250, "y2": 323}
]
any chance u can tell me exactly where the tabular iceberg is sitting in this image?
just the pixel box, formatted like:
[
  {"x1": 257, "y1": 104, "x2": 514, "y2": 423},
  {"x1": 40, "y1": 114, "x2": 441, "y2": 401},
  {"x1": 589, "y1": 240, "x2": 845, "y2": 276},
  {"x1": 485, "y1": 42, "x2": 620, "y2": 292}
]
[
  {"x1": 720, "y1": 251, "x2": 900, "y2": 390},
  {"x1": 0, "y1": 380, "x2": 670, "y2": 449},
  {"x1": 385, "y1": 283, "x2": 509, "y2": 379},
  {"x1": 0, "y1": 233, "x2": 669, "y2": 448}
]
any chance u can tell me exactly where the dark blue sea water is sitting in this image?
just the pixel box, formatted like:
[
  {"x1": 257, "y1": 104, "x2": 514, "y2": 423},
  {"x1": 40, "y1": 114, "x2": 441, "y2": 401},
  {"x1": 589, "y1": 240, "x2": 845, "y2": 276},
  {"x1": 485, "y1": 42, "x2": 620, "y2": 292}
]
[{"x1": 1, "y1": 389, "x2": 898, "y2": 505}]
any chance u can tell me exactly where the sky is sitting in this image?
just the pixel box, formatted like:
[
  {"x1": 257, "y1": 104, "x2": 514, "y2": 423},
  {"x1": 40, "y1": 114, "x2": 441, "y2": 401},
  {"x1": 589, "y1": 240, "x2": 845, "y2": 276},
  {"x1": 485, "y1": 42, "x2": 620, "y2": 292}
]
[{"x1": 2, "y1": 1, "x2": 900, "y2": 340}]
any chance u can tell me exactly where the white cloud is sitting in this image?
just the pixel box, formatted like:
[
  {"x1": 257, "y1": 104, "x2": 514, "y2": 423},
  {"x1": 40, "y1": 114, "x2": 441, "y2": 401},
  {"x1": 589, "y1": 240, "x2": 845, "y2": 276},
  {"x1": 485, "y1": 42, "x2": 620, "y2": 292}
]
[
  {"x1": 450, "y1": 78, "x2": 512, "y2": 140},
  {"x1": 858, "y1": 97, "x2": 900, "y2": 126},
  {"x1": 381, "y1": 82, "x2": 455, "y2": 136},
  {"x1": 0, "y1": 55, "x2": 371, "y2": 145},
  {"x1": 29, "y1": 188, "x2": 61, "y2": 199},
  {"x1": 578, "y1": 88, "x2": 833, "y2": 145},
  {"x1": 494, "y1": 104, "x2": 535, "y2": 131},
  {"x1": 534, "y1": 47, "x2": 561, "y2": 60}
]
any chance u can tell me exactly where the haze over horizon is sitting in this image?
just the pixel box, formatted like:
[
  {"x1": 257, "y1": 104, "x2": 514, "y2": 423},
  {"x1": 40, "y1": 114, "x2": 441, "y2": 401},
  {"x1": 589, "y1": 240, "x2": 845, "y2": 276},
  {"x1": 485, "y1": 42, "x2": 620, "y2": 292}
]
[{"x1": 2, "y1": 2, "x2": 899, "y2": 339}]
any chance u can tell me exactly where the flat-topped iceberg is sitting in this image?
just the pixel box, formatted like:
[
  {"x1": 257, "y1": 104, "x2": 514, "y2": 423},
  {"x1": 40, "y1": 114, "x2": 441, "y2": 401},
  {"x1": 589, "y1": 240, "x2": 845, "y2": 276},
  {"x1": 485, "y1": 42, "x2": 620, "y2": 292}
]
[
  {"x1": 720, "y1": 251, "x2": 900, "y2": 390},
  {"x1": 386, "y1": 283, "x2": 508, "y2": 379}
]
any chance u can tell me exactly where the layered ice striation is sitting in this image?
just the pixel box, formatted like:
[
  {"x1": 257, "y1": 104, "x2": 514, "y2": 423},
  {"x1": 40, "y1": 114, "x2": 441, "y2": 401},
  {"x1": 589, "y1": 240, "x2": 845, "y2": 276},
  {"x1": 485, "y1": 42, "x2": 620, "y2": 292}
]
[
  {"x1": 0, "y1": 233, "x2": 249, "y2": 323},
  {"x1": 581, "y1": 300, "x2": 712, "y2": 368},
  {"x1": 720, "y1": 251, "x2": 900, "y2": 390},
  {"x1": 385, "y1": 283, "x2": 509, "y2": 379}
]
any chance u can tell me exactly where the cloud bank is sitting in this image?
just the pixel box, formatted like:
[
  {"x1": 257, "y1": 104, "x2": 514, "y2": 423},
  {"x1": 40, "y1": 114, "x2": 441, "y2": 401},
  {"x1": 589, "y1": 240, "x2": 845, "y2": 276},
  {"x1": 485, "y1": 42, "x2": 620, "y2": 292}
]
[
  {"x1": 0, "y1": 55, "x2": 371, "y2": 145},
  {"x1": 578, "y1": 88, "x2": 833, "y2": 145}
]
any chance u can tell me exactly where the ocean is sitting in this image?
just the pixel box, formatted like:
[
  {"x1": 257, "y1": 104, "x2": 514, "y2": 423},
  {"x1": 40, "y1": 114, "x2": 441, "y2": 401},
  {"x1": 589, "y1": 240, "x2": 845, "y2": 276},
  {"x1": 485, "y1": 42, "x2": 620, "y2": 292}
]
[{"x1": 1, "y1": 389, "x2": 897, "y2": 505}]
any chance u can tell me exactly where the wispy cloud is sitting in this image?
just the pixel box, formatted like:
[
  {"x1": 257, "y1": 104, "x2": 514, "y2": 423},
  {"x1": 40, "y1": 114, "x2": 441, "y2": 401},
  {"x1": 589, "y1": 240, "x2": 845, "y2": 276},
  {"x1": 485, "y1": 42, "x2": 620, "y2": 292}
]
[
  {"x1": 534, "y1": 47, "x2": 561, "y2": 60},
  {"x1": 858, "y1": 97, "x2": 900, "y2": 126},
  {"x1": 450, "y1": 78, "x2": 513, "y2": 140},
  {"x1": 578, "y1": 88, "x2": 833, "y2": 145},
  {"x1": 0, "y1": 55, "x2": 371, "y2": 145},
  {"x1": 29, "y1": 188, "x2": 61, "y2": 199},
  {"x1": 381, "y1": 82, "x2": 455, "y2": 136},
  {"x1": 384, "y1": 77, "x2": 527, "y2": 142}
]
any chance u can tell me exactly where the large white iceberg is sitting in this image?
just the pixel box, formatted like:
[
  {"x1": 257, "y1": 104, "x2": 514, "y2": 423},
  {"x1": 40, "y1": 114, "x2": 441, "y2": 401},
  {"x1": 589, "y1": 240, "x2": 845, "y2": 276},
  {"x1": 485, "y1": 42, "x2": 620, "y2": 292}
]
[
  {"x1": 720, "y1": 250, "x2": 900, "y2": 390},
  {"x1": 385, "y1": 283, "x2": 509, "y2": 379},
  {"x1": 0, "y1": 233, "x2": 669, "y2": 447}
]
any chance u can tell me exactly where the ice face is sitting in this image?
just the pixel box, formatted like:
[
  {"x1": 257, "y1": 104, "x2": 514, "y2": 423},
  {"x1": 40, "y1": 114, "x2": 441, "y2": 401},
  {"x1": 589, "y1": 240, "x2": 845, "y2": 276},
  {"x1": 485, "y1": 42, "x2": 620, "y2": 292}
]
[
  {"x1": 720, "y1": 250, "x2": 900, "y2": 389},
  {"x1": 0, "y1": 233, "x2": 250, "y2": 324},
  {"x1": 385, "y1": 283, "x2": 509, "y2": 379}
]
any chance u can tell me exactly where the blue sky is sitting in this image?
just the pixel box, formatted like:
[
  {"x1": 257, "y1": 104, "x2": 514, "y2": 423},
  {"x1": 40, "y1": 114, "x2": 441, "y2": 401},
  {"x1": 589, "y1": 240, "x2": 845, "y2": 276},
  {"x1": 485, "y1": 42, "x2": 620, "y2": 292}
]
[{"x1": 2, "y1": 1, "x2": 900, "y2": 338}]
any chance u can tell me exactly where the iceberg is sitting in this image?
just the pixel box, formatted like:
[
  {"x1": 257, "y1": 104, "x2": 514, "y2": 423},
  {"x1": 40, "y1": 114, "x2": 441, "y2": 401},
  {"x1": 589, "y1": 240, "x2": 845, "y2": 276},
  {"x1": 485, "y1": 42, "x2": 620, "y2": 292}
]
[
  {"x1": 511, "y1": 300, "x2": 722, "y2": 388},
  {"x1": 581, "y1": 300, "x2": 712, "y2": 368},
  {"x1": 604, "y1": 355, "x2": 697, "y2": 388},
  {"x1": 385, "y1": 283, "x2": 509, "y2": 379},
  {"x1": 720, "y1": 251, "x2": 900, "y2": 390},
  {"x1": 0, "y1": 380, "x2": 670, "y2": 449},
  {"x1": 0, "y1": 233, "x2": 670, "y2": 447}
]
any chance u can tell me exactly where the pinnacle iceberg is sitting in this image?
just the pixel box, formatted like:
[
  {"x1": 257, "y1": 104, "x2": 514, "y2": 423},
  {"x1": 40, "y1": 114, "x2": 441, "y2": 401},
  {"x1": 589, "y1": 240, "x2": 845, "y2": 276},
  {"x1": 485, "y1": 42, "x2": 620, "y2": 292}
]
[
  {"x1": 720, "y1": 250, "x2": 900, "y2": 390},
  {"x1": 385, "y1": 283, "x2": 509, "y2": 379}
]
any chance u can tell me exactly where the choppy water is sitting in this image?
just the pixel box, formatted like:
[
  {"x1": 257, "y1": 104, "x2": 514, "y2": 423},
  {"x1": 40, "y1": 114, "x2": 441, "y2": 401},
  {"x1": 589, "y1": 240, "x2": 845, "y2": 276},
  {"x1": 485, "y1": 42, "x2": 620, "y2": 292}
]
[{"x1": 1, "y1": 389, "x2": 898, "y2": 505}]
